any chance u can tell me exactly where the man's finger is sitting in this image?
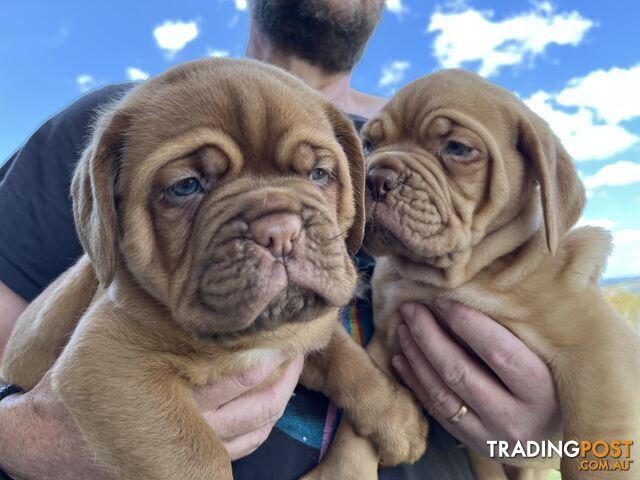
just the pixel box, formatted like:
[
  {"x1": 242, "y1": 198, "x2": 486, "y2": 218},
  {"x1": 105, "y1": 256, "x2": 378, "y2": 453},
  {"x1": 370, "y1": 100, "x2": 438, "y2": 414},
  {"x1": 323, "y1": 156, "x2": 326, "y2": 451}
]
[
  {"x1": 391, "y1": 352, "x2": 488, "y2": 454},
  {"x1": 396, "y1": 324, "x2": 464, "y2": 419},
  {"x1": 223, "y1": 422, "x2": 275, "y2": 461},
  {"x1": 433, "y1": 300, "x2": 553, "y2": 401},
  {"x1": 204, "y1": 354, "x2": 303, "y2": 439},
  {"x1": 400, "y1": 304, "x2": 517, "y2": 422},
  {"x1": 194, "y1": 351, "x2": 291, "y2": 410}
]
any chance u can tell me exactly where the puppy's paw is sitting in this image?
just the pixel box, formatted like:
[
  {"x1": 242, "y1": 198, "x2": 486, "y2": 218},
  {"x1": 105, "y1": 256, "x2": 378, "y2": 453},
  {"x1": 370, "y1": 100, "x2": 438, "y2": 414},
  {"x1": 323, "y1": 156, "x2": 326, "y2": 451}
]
[{"x1": 360, "y1": 386, "x2": 428, "y2": 467}]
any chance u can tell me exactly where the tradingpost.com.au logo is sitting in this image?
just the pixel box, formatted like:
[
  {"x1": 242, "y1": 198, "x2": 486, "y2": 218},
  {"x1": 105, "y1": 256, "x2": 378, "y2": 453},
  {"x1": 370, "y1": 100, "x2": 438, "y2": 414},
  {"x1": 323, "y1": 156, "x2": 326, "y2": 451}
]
[{"x1": 487, "y1": 440, "x2": 634, "y2": 472}]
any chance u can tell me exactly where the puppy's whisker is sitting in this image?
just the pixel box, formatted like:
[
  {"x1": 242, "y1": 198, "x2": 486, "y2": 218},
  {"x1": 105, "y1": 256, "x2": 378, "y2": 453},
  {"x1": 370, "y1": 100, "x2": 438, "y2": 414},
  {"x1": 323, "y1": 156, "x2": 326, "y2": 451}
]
[{"x1": 327, "y1": 229, "x2": 349, "y2": 242}]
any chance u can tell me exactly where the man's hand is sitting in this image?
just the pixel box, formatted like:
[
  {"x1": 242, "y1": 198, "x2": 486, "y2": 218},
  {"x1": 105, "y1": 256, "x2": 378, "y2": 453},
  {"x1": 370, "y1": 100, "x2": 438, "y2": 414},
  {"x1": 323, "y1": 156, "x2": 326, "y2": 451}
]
[
  {"x1": 0, "y1": 354, "x2": 303, "y2": 479},
  {"x1": 195, "y1": 353, "x2": 304, "y2": 460},
  {"x1": 392, "y1": 301, "x2": 561, "y2": 456}
]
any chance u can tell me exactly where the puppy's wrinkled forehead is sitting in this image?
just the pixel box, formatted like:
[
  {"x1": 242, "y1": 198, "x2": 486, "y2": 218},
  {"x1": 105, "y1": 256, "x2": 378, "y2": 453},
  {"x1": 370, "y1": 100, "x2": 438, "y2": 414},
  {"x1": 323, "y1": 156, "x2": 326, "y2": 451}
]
[
  {"x1": 119, "y1": 59, "x2": 334, "y2": 172},
  {"x1": 367, "y1": 69, "x2": 521, "y2": 143}
]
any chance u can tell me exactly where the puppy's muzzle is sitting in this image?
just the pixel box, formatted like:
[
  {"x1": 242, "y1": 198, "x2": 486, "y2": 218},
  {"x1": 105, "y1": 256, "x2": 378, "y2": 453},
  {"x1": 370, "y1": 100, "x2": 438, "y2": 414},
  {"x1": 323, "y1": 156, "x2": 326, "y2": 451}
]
[
  {"x1": 250, "y1": 213, "x2": 301, "y2": 259},
  {"x1": 367, "y1": 168, "x2": 399, "y2": 202}
]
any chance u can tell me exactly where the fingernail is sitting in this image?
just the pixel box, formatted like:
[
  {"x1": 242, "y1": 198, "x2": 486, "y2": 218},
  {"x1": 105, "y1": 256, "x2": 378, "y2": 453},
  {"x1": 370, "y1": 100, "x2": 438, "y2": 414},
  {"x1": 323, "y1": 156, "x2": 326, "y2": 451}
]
[
  {"x1": 435, "y1": 298, "x2": 452, "y2": 312},
  {"x1": 401, "y1": 302, "x2": 417, "y2": 322},
  {"x1": 391, "y1": 355, "x2": 403, "y2": 372}
]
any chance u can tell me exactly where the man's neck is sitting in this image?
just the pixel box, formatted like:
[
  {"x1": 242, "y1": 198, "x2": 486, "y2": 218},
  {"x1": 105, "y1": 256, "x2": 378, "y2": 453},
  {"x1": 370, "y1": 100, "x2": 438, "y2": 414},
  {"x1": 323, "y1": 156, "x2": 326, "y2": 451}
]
[{"x1": 246, "y1": 24, "x2": 386, "y2": 119}]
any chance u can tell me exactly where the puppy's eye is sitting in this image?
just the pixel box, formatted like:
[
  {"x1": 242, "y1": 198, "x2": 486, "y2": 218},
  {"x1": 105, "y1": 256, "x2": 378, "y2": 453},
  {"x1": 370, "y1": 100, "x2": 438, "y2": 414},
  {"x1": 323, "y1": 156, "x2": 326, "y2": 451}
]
[
  {"x1": 309, "y1": 168, "x2": 329, "y2": 184},
  {"x1": 443, "y1": 141, "x2": 472, "y2": 157},
  {"x1": 169, "y1": 177, "x2": 202, "y2": 197},
  {"x1": 362, "y1": 139, "x2": 374, "y2": 157}
]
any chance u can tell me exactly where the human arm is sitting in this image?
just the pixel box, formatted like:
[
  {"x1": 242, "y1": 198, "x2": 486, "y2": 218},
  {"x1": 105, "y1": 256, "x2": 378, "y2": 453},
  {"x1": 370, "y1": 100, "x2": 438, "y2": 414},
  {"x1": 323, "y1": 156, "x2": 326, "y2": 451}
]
[
  {"x1": 392, "y1": 301, "x2": 561, "y2": 457},
  {"x1": 0, "y1": 282, "x2": 27, "y2": 360},
  {"x1": 0, "y1": 353, "x2": 303, "y2": 480}
]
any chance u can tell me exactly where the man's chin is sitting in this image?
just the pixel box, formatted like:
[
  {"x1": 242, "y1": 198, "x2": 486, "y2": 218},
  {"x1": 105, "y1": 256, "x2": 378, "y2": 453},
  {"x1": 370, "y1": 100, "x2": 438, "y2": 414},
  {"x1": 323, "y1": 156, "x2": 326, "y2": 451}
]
[{"x1": 252, "y1": 0, "x2": 383, "y2": 73}]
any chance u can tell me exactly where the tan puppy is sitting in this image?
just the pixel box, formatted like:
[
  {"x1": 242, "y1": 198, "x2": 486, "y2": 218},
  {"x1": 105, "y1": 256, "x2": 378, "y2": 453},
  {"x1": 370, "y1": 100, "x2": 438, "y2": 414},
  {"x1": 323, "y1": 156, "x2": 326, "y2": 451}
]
[
  {"x1": 1, "y1": 58, "x2": 427, "y2": 479},
  {"x1": 307, "y1": 69, "x2": 640, "y2": 480}
]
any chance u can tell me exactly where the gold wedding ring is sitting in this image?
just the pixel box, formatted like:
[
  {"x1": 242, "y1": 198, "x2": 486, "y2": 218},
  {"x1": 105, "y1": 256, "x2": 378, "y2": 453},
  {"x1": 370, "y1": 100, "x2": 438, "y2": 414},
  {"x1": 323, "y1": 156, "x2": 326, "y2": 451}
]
[{"x1": 447, "y1": 404, "x2": 468, "y2": 424}]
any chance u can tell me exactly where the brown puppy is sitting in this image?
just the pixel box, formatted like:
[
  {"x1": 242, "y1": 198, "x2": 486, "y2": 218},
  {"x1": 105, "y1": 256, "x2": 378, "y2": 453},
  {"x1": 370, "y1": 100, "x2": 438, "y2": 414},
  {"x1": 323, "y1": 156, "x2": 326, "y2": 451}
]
[
  {"x1": 1, "y1": 58, "x2": 427, "y2": 479},
  {"x1": 308, "y1": 69, "x2": 640, "y2": 480}
]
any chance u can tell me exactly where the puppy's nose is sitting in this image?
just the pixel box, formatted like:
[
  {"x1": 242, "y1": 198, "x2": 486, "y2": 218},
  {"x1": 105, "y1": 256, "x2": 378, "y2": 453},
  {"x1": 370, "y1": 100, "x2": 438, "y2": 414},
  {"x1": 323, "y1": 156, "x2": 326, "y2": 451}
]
[
  {"x1": 367, "y1": 168, "x2": 399, "y2": 201},
  {"x1": 250, "y1": 213, "x2": 302, "y2": 258}
]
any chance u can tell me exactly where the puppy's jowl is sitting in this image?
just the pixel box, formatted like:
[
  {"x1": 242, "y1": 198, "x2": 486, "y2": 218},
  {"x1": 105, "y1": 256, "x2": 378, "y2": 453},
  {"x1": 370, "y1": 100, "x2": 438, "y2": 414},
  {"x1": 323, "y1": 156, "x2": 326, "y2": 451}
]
[
  {"x1": 2, "y1": 59, "x2": 427, "y2": 479},
  {"x1": 310, "y1": 69, "x2": 640, "y2": 480}
]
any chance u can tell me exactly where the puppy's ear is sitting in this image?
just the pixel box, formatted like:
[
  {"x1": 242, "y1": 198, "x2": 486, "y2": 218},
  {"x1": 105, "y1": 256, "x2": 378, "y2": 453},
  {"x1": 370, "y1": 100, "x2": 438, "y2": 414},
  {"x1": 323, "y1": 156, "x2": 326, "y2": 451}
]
[
  {"x1": 324, "y1": 103, "x2": 366, "y2": 254},
  {"x1": 71, "y1": 107, "x2": 128, "y2": 286},
  {"x1": 518, "y1": 112, "x2": 585, "y2": 254}
]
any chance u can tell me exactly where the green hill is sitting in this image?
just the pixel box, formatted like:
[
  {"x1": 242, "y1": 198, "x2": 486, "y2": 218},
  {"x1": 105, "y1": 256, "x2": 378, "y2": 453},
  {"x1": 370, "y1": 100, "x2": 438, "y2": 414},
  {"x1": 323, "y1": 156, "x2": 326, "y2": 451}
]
[{"x1": 602, "y1": 277, "x2": 640, "y2": 332}]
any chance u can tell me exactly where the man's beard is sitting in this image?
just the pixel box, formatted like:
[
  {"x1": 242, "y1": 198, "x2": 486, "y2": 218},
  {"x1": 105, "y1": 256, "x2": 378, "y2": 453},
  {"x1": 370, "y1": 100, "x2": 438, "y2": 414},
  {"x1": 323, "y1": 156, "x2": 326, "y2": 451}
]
[{"x1": 253, "y1": 0, "x2": 384, "y2": 73}]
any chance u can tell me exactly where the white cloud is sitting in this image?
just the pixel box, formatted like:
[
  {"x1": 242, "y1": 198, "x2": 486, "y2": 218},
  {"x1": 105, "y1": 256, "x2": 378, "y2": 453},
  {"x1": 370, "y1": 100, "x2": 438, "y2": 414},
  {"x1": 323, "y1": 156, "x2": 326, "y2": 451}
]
[
  {"x1": 207, "y1": 49, "x2": 230, "y2": 58},
  {"x1": 386, "y1": 0, "x2": 408, "y2": 16},
  {"x1": 153, "y1": 20, "x2": 199, "y2": 57},
  {"x1": 556, "y1": 64, "x2": 640, "y2": 125},
  {"x1": 379, "y1": 60, "x2": 410, "y2": 88},
  {"x1": 605, "y1": 229, "x2": 640, "y2": 279},
  {"x1": 126, "y1": 67, "x2": 150, "y2": 81},
  {"x1": 583, "y1": 161, "x2": 640, "y2": 189},
  {"x1": 76, "y1": 74, "x2": 96, "y2": 92},
  {"x1": 227, "y1": 14, "x2": 241, "y2": 28},
  {"x1": 235, "y1": 0, "x2": 247, "y2": 11},
  {"x1": 524, "y1": 91, "x2": 638, "y2": 162},
  {"x1": 524, "y1": 64, "x2": 640, "y2": 162},
  {"x1": 427, "y1": 3, "x2": 594, "y2": 77}
]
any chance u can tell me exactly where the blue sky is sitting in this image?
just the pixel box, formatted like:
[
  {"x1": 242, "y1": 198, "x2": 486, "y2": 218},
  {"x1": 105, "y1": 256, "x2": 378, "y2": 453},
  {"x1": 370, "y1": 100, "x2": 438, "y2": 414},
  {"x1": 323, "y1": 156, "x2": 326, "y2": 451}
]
[{"x1": 1, "y1": 0, "x2": 639, "y2": 278}]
